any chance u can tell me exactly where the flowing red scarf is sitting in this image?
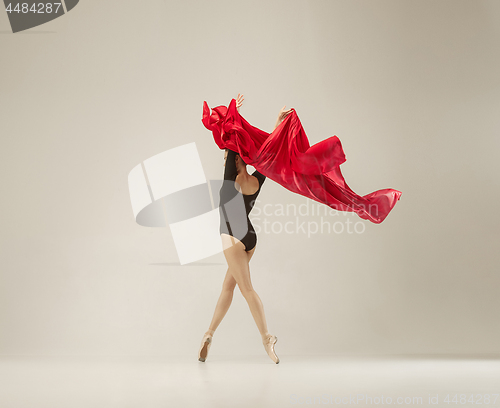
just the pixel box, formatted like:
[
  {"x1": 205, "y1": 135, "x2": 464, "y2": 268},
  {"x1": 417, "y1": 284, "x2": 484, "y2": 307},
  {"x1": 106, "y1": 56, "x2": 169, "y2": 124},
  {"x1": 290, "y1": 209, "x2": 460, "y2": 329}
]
[{"x1": 202, "y1": 98, "x2": 402, "y2": 224}]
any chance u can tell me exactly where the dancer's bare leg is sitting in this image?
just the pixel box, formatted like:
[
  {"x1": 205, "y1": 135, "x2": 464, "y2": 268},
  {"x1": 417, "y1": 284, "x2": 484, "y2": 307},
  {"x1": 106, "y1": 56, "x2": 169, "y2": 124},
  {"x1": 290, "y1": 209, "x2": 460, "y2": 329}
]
[
  {"x1": 206, "y1": 268, "x2": 236, "y2": 333},
  {"x1": 207, "y1": 238, "x2": 257, "y2": 334},
  {"x1": 220, "y1": 234, "x2": 270, "y2": 340}
]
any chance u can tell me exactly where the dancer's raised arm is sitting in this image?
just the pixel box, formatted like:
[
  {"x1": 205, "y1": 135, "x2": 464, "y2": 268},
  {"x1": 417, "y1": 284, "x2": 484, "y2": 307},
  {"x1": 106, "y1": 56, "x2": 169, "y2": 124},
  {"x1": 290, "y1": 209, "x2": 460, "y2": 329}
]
[
  {"x1": 273, "y1": 105, "x2": 293, "y2": 131},
  {"x1": 223, "y1": 148, "x2": 238, "y2": 181},
  {"x1": 236, "y1": 93, "x2": 244, "y2": 112}
]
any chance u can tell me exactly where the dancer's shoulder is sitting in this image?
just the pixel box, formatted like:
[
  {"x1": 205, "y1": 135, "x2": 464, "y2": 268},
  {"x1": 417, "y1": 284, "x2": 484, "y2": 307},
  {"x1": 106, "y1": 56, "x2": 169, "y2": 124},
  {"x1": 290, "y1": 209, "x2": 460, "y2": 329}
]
[{"x1": 252, "y1": 170, "x2": 266, "y2": 185}]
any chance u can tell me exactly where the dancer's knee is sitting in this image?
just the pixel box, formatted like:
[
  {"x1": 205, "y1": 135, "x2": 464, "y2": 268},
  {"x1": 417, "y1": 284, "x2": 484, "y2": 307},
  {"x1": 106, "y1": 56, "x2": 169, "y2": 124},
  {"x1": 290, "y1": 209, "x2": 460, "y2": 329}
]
[
  {"x1": 222, "y1": 281, "x2": 236, "y2": 292},
  {"x1": 238, "y1": 284, "x2": 255, "y2": 298}
]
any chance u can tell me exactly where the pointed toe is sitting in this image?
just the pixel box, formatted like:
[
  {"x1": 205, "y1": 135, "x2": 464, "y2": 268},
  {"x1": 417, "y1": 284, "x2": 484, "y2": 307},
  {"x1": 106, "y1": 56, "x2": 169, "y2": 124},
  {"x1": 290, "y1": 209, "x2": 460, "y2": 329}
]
[
  {"x1": 198, "y1": 332, "x2": 213, "y2": 362},
  {"x1": 263, "y1": 334, "x2": 279, "y2": 364}
]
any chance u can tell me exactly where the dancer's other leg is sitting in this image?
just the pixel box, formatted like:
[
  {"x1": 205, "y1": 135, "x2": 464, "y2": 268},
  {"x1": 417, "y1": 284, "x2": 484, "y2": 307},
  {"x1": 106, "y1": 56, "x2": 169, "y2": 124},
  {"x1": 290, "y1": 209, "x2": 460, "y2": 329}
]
[{"x1": 221, "y1": 237, "x2": 270, "y2": 340}]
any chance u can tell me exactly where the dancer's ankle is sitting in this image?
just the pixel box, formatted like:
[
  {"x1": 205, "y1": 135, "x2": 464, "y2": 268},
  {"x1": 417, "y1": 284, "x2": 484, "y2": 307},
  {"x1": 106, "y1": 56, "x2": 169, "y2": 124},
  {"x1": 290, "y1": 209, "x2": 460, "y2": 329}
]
[
  {"x1": 207, "y1": 329, "x2": 215, "y2": 336},
  {"x1": 261, "y1": 332, "x2": 271, "y2": 341}
]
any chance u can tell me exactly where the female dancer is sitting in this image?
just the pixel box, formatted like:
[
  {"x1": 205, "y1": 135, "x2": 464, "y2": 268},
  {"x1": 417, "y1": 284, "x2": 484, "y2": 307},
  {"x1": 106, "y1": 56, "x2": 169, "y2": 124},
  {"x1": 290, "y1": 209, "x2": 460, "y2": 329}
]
[{"x1": 198, "y1": 94, "x2": 292, "y2": 364}]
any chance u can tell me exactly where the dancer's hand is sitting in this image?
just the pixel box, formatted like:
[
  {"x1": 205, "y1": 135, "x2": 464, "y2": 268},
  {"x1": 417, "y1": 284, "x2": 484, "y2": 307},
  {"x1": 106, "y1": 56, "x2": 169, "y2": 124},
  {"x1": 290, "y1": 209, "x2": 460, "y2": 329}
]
[
  {"x1": 274, "y1": 105, "x2": 293, "y2": 130},
  {"x1": 236, "y1": 93, "x2": 244, "y2": 112}
]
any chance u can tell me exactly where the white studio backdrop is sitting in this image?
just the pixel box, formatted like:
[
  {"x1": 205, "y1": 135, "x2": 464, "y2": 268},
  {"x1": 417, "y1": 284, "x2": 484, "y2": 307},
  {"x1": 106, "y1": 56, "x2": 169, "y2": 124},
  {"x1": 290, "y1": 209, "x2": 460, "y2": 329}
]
[{"x1": 0, "y1": 0, "x2": 499, "y2": 358}]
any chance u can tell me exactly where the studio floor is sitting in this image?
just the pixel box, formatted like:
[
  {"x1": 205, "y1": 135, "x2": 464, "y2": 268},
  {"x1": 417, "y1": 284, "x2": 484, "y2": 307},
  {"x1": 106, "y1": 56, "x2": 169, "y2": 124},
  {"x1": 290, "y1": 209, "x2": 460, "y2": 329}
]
[{"x1": 0, "y1": 354, "x2": 499, "y2": 407}]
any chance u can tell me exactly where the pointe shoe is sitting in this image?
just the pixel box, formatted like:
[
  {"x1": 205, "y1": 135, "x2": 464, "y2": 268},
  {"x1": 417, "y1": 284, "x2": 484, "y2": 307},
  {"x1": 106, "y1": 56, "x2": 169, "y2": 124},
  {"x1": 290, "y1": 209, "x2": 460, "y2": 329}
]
[
  {"x1": 263, "y1": 334, "x2": 279, "y2": 364},
  {"x1": 198, "y1": 331, "x2": 213, "y2": 362}
]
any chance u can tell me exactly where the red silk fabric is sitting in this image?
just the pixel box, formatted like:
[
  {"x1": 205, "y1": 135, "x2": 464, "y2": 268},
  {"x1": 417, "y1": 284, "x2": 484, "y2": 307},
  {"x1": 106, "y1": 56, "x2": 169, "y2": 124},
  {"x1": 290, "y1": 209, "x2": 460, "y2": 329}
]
[{"x1": 202, "y1": 98, "x2": 402, "y2": 224}]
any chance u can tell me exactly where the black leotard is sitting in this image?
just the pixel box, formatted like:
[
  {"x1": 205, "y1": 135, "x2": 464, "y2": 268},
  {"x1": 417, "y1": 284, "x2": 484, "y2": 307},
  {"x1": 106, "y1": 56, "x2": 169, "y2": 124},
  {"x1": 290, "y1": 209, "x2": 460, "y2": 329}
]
[{"x1": 219, "y1": 149, "x2": 266, "y2": 252}]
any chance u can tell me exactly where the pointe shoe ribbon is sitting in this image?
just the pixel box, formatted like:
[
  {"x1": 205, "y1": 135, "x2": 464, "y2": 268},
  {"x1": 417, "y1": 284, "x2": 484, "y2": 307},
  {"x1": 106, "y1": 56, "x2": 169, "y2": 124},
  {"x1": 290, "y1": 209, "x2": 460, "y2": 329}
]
[
  {"x1": 198, "y1": 332, "x2": 213, "y2": 362},
  {"x1": 263, "y1": 334, "x2": 279, "y2": 364}
]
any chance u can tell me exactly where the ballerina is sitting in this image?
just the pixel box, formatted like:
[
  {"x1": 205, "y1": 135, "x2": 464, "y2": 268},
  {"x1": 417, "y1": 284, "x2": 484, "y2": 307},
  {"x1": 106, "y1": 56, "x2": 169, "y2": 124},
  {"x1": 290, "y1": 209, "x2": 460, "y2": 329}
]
[{"x1": 198, "y1": 94, "x2": 289, "y2": 364}]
